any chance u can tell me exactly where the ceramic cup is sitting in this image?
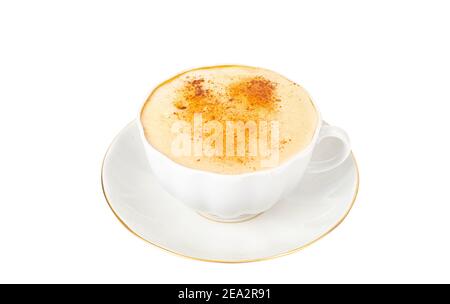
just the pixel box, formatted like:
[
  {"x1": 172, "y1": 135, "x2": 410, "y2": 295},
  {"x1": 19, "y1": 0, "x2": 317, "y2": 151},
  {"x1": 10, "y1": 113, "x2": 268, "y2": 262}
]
[{"x1": 137, "y1": 85, "x2": 351, "y2": 222}]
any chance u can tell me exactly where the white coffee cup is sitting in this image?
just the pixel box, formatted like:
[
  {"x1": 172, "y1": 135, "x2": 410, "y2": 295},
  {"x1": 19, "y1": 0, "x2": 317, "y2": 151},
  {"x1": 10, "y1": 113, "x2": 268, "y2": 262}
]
[{"x1": 137, "y1": 96, "x2": 350, "y2": 222}]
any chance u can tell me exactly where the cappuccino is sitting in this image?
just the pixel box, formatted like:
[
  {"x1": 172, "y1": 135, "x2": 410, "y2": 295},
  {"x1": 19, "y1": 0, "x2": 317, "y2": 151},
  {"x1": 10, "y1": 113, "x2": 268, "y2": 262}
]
[{"x1": 141, "y1": 66, "x2": 318, "y2": 174}]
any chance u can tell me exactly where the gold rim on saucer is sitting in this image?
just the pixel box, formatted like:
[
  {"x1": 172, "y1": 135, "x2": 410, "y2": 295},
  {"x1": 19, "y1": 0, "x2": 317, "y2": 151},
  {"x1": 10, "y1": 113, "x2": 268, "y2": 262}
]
[{"x1": 101, "y1": 126, "x2": 359, "y2": 263}]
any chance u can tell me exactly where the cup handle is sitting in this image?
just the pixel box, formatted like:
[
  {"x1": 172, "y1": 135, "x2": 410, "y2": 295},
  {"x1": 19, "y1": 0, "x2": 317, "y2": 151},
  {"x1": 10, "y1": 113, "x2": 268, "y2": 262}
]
[{"x1": 307, "y1": 123, "x2": 351, "y2": 173}]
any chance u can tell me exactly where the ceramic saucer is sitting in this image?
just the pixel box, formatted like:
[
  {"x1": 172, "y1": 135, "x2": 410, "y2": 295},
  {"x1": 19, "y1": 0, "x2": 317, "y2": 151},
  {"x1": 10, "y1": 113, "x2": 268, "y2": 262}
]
[{"x1": 101, "y1": 120, "x2": 359, "y2": 263}]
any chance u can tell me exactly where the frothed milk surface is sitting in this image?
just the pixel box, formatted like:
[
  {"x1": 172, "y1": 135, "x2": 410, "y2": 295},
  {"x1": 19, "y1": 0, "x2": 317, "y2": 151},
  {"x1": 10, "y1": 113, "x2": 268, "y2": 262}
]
[{"x1": 141, "y1": 66, "x2": 318, "y2": 174}]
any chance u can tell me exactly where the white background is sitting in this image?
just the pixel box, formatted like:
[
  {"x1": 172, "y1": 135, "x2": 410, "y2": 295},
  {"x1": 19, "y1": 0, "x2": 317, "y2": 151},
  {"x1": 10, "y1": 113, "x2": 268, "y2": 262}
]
[{"x1": 1, "y1": 0, "x2": 449, "y2": 284}]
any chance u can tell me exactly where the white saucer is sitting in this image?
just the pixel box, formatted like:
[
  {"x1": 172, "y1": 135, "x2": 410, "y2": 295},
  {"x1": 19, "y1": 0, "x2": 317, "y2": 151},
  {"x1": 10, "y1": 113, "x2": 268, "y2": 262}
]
[{"x1": 101, "y1": 120, "x2": 359, "y2": 263}]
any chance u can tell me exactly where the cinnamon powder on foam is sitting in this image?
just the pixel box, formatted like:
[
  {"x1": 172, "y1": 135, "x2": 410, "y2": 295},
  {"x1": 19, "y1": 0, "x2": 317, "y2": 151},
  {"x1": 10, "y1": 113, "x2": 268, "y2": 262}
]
[
  {"x1": 172, "y1": 76, "x2": 288, "y2": 167},
  {"x1": 174, "y1": 77, "x2": 279, "y2": 121}
]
